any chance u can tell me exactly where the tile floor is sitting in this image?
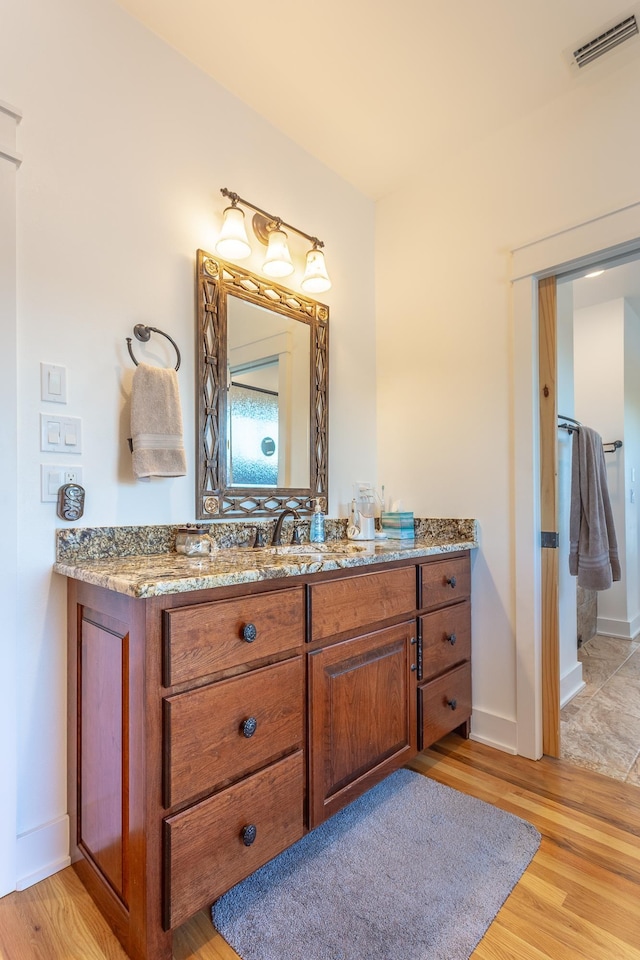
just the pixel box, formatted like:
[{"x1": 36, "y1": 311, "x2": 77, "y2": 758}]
[{"x1": 561, "y1": 634, "x2": 640, "y2": 784}]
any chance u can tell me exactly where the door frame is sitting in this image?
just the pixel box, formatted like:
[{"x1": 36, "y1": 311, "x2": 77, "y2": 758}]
[{"x1": 511, "y1": 201, "x2": 640, "y2": 760}]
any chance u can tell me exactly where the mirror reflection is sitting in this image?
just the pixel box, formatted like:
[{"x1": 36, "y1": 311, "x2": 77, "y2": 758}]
[
  {"x1": 196, "y1": 251, "x2": 329, "y2": 519},
  {"x1": 227, "y1": 297, "x2": 310, "y2": 488}
]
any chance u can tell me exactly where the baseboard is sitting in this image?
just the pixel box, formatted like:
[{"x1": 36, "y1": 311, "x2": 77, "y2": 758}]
[
  {"x1": 560, "y1": 662, "x2": 585, "y2": 708},
  {"x1": 469, "y1": 709, "x2": 517, "y2": 755},
  {"x1": 16, "y1": 815, "x2": 70, "y2": 891},
  {"x1": 596, "y1": 615, "x2": 640, "y2": 640}
]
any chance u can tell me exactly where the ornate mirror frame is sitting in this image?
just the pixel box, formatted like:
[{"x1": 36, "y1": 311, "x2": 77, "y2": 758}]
[{"x1": 196, "y1": 250, "x2": 329, "y2": 519}]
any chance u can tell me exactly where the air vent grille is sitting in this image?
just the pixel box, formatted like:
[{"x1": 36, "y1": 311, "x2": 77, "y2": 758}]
[{"x1": 573, "y1": 14, "x2": 639, "y2": 67}]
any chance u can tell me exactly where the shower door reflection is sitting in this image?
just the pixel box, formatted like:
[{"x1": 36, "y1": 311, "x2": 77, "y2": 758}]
[{"x1": 228, "y1": 360, "x2": 279, "y2": 486}]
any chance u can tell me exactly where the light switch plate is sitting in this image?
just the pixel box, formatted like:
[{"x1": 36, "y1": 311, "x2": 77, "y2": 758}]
[
  {"x1": 40, "y1": 363, "x2": 67, "y2": 403},
  {"x1": 40, "y1": 414, "x2": 82, "y2": 453},
  {"x1": 41, "y1": 464, "x2": 84, "y2": 502}
]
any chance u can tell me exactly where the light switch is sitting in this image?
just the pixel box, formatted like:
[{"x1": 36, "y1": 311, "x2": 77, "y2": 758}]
[
  {"x1": 40, "y1": 363, "x2": 67, "y2": 403},
  {"x1": 40, "y1": 414, "x2": 82, "y2": 453}
]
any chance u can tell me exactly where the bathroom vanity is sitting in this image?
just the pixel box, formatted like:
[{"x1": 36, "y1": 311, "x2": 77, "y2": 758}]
[{"x1": 57, "y1": 529, "x2": 475, "y2": 960}]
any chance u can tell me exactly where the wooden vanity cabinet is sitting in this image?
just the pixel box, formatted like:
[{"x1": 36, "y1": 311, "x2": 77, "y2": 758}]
[
  {"x1": 417, "y1": 554, "x2": 472, "y2": 749},
  {"x1": 66, "y1": 550, "x2": 471, "y2": 960}
]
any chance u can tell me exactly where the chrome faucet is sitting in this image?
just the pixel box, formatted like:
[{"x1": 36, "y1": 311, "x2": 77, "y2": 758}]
[{"x1": 271, "y1": 508, "x2": 301, "y2": 545}]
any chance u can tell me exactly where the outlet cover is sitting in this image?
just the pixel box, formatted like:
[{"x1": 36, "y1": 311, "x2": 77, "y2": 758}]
[{"x1": 41, "y1": 464, "x2": 83, "y2": 502}]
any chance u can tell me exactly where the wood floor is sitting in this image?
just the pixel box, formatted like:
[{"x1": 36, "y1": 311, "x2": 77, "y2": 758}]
[{"x1": 2, "y1": 735, "x2": 640, "y2": 960}]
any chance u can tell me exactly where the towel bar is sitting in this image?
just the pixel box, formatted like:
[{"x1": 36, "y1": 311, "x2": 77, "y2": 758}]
[
  {"x1": 126, "y1": 324, "x2": 181, "y2": 371},
  {"x1": 557, "y1": 416, "x2": 622, "y2": 454}
]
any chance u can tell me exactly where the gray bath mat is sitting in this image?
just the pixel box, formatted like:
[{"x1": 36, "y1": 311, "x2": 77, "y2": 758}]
[{"x1": 212, "y1": 767, "x2": 541, "y2": 960}]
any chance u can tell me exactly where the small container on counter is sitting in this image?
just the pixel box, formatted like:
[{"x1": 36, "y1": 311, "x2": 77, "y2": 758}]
[{"x1": 175, "y1": 525, "x2": 217, "y2": 556}]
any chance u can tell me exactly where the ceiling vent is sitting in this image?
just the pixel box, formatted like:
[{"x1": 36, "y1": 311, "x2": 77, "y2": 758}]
[{"x1": 572, "y1": 14, "x2": 639, "y2": 68}]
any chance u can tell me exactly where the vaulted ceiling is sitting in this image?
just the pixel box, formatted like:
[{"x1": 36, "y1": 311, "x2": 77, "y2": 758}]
[{"x1": 115, "y1": 0, "x2": 640, "y2": 199}]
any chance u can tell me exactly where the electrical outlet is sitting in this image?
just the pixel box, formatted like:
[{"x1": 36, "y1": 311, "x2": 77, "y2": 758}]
[{"x1": 41, "y1": 464, "x2": 83, "y2": 502}]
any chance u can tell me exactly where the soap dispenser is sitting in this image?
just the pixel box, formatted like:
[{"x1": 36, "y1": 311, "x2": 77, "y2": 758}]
[{"x1": 310, "y1": 498, "x2": 326, "y2": 543}]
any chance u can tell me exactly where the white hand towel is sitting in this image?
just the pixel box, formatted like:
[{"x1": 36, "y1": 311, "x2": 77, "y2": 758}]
[
  {"x1": 569, "y1": 426, "x2": 620, "y2": 590},
  {"x1": 130, "y1": 362, "x2": 187, "y2": 479}
]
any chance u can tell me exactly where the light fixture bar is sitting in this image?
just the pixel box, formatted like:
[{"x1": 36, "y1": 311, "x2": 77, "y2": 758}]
[{"x1": 220, "y1": 187, "x2": 324, "y2": 249}]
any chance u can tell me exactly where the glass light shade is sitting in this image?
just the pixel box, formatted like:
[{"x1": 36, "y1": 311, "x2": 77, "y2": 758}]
[
  {"x1": 263, "y1": 228, "x2": 294, "y2": 278},
  {"x1": 215, "y1": 206, "x2": 251, "y2": 260},
  {"x1": 301, "y1": 247, "x2": 331, "y2": 294}
]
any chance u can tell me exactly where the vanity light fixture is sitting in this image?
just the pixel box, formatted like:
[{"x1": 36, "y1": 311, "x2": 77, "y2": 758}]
[
  {"x1": 215, "y1": 201, "x2": 252, "y2": 260},
  {"x1": 217, "y1": 187, "x2": 331, "y2": 292},
  {"x1": 263, "y1": 226, "x2": 294, "y2": 278},
  {"x1": 302, "y1": 242, "x2": 331, "y2": 294}
]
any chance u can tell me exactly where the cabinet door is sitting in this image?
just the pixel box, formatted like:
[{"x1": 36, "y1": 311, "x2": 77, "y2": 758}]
[{"x1": 308, "y1": 621, "x2": 417, "y2": 827}]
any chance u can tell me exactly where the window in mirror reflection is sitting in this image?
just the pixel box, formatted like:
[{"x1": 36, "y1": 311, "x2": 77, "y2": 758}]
[
  {"x1": 228, "y1": 361, "x2": 279, "y2": 486},
  {"x1": 227, "y1": 295, "x2": 311, "y2": 489}
]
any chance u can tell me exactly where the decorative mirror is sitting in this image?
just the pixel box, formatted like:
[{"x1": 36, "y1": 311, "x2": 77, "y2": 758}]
[{"x1": 196, "y1": 250, "x2": 329, "y2": 518}]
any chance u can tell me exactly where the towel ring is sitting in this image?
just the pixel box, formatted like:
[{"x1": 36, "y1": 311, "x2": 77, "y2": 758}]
[{"x1": 126, "y1": 324, "x2": 181, "y2": 371}]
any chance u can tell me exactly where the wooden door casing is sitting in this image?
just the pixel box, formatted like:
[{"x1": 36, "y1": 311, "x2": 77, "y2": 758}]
[{"x1": 539, "y1": 274, "x2": 560, "y2": 757}]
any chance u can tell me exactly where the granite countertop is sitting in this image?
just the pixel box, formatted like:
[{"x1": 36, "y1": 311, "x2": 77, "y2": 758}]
[{"x1": 53, "y1": 533, "x2": 477, "y2": 599}]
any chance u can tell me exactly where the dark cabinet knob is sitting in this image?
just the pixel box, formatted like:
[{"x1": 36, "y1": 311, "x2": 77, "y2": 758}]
[
  {"x1": 410, "y1": 663, "x2": 417, "y2": 672},
  {"x1": 410, "y1": 636, "x2": 417, "y2": 645},
  {"x1": 241, "y1": 717, "x2": 258, "y2": 738},
  {"x1": 242, "y1": 824, "x2": 257, "y2": 846},
  {"x1": 447, "y1": 698, "x2": 458, "y2": 710},
  {"x1": 447, "y1": 633, "x2": 457, "y2": 646},
  {"x1": 242, "y1": 623, "x2": 257, "y2": 642},
  {"x1": 446, "y1": 575, "x2": 457, "y2": 588}
]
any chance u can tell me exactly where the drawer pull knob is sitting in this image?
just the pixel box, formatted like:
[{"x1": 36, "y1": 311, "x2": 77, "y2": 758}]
[
  {"x1": 242, "y1": 824, "x2": 257, "y2": 846},
  {"x1": 446, "y1": 576, "x2": 457, "y2": 588},
  {"x1": 447, "y1": 633, "x2": 457, "y2": 646},
  {"x1": 447, "y1": 698, "x2": 458, "y2": 710},
  {"x1": 241, "y1": 717, "x2": 258, "y2": 738},
  {"x1": 242, "y1": 623, "x2": 257, "y2": 643},
  {"x1": 410, "y1": 636, "x2": 417, "y2": 645},
  {"x1": 411, "y1": 663, "x2": 417, "y2": 672}
]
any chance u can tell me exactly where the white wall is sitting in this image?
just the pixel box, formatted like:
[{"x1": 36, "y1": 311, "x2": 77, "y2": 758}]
[
  {"x1": 2, "y1": 0, "x2": 376, "y2": 890},
  {"x1": 573, "y1": 299, "x2": 640, "y2": 639},
  {"x1": 0, "y1": 100, "x2": 20, "y2": 898},
  {"x1": 556, "y1": 281, "x2": 582, "y2": 706},
  {"x1": 574, "y1": 301, "x2": 627, "y2": 632},
  {"x1": 623, "y1": 300, "x2": 640, "y2": 637},
  {"x1": 376, "y1": 51, "x2": 640, "y2": 754}
]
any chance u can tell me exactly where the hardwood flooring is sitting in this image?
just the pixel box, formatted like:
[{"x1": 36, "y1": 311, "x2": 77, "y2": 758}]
[{"x1": 2, "y1": 735, "x2": 640, "y2": 959}]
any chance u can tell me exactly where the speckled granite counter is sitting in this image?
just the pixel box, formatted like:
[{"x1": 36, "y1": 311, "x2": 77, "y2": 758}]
[{"x1": 53, "y1": 519, "x2": 477, "y2": 598}]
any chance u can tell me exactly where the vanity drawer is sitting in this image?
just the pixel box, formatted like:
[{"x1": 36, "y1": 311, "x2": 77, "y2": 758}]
[
  {"x1": 164, "y1": 750, "x2": 304, "y2": 929},
  {"x1": 163, "y1": 656, "x2": 304, "y2": 807},
  {"x1": 418, "y1": 661, "x2": 471, "y2": 749},
  {"x1": 309, "y1": 566, "x2": 416, "y2": 643},
  {"x1": 420, "y1": 556, "x2": 470, "y2": 610},
  {"x1": 163, "y1": 587, "x2": 304, "y2": 685},
  {"x1": 420, "y1": 601, "x2": 471, "y2": 681}
]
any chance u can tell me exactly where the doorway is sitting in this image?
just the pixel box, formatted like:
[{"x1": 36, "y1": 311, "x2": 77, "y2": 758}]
[
  {"x1": 511, "y1": 199, "x2": 640, "y2": 763},
  {"x1": 555, "y1": 258, "x2": 640, "y2": 784}
]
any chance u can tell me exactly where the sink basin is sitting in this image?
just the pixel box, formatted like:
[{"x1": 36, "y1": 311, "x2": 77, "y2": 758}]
[
  {"x1": 235, "y1": 541, "x2": 373, "y2": 560},
  {"x1": 261, "y1": 542, "x2": 372, "y2": 558}
]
